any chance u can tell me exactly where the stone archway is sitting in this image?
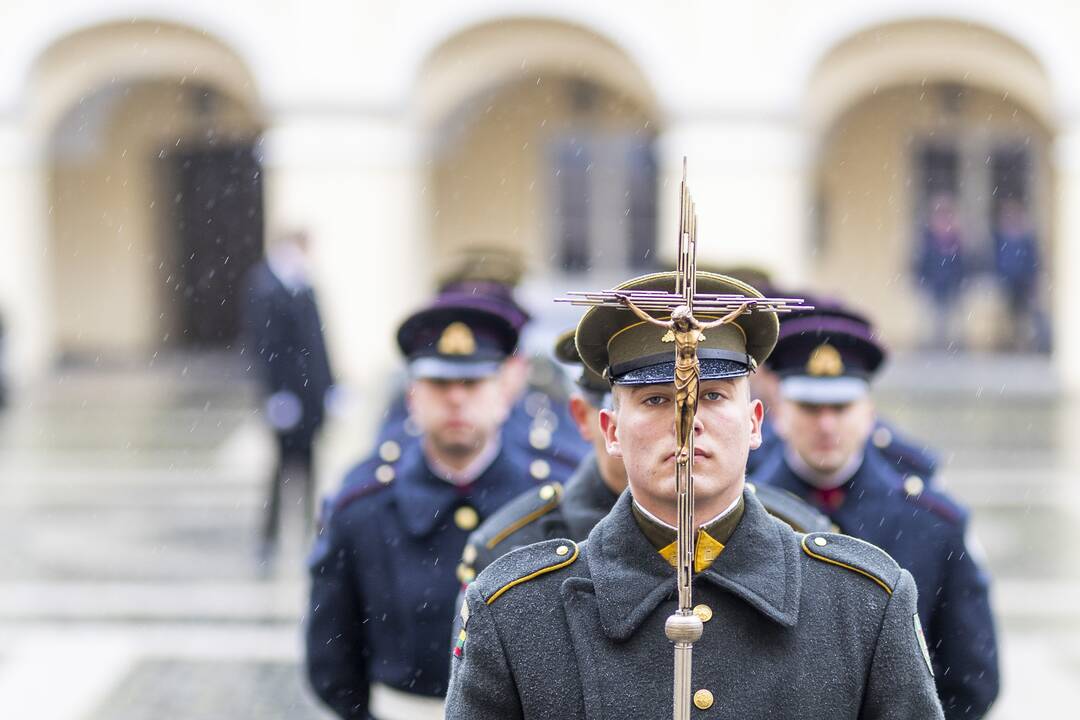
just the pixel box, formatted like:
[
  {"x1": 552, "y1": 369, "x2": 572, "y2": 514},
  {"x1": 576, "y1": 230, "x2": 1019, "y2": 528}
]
[
  {"x1": 806, "y1": 19, "x2": 1056, "y2": 353},
  {"x1": 29, "y1": 21, "x2": 264, "y2": 360},
  {"x1": 414, "y1": 19, "x2": 663, "y2": 304}
]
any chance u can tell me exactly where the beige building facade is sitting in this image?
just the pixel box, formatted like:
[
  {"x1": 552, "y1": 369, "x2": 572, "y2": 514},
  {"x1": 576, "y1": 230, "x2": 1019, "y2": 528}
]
[{"x1": 1, "y1": 1, "x2": 1079, "y2": 391}]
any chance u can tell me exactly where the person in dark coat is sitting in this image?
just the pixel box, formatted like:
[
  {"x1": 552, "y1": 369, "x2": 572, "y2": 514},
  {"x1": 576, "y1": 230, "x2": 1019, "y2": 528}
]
[
  {"x1": 305, "y1": 294, "x2": 545, "y2": 720},
  {"x1": 914, "y1": 193, "x2": 967, "y2": 349},
  {"x1": 371, "y1": 269, "x2": 589, "y2": 489},
  {"x1": 445, "y1": 272, "x2": 943, "y2": 719},
  {"x1": 747, "y1": 292, "x2": 939, "y2": 485},
  {"x1": 243, "y1": 230, "x2": 335, "y2": 559},
  {"x1": 749, "y1": 303, "x2": 999, "y2": 719},
  {"x1": 459, "y1": 330, "x2": 832, "y2": 586}
]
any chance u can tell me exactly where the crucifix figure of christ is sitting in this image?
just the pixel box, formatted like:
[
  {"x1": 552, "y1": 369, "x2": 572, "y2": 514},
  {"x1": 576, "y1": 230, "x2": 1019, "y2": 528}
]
[
  {"x1": 615, "y1": 296, "x2": 752, "y2": 464},
  {"x1": 557, "y1": 158, "x2": 808, "y2": 720}
]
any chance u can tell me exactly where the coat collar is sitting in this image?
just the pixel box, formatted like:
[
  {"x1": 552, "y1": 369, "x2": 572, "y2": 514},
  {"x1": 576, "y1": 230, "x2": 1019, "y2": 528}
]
[
  {"x1": 391, "y1": 443, "x2": 514, "y2": 537},
  {"x1": 585, "y1": 486, "x2": 801, "y2": 641},
  {"x1": 561, "y1": 453, "x2": 619, "y2": 540}
]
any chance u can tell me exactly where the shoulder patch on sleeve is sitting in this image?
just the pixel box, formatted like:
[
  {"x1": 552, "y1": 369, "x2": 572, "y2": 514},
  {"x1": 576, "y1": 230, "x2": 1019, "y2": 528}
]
[
  {"x1": 801, "y1": 532, "x2": 900, "y2": 595},
  {"x1": 480, "y1": 483, "x2": 564, "y2": 551},
  {"x1": 475, "y1": 538, "x2": 579, "y2": 606}
]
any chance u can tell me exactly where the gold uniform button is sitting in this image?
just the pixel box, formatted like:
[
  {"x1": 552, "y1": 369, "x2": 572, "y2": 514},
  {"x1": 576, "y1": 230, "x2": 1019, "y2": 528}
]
[
  {"x1": 456, "y1": 563, "x2": 476, "y2": 584},
  {"x1": 555, "y1": 545, "x2": 570, "y2": 557},
  {"x1": 378, "y1": 440, "x2": 401, "y2": 463},
  {"x1": 872, "y1": 426, "x2": 893, "y2": 449},
  {"x1": 375, "y1": 464, "x2": 395, "y2": 484},
  {"x1": 530, "y1": 459, "x2": 551, "y2": 480},
  {"x1": 529, "y1": 427, "x2": 552, "y2": 450},
  {"x1": 462, "y1": 544, "x2": 477, "y2": 565},
  {"x1": 904, "y1": 475, "x2": 925, "y2": 497},
  {"x1": 692, "y1": 604, "x2": 713, "y2": 623},
  {"x1": 813, "y1": 536, "x2": 828, "y2": 547},
  {"x1": 539, "y1": 484, "x2": 556, "y2": 501},
  {"x1": 693, "y1": 689, "x2": 714, "y2": 710},
  {"x1": 455, "y1": 506, "x2": 479, "y2": 531}
]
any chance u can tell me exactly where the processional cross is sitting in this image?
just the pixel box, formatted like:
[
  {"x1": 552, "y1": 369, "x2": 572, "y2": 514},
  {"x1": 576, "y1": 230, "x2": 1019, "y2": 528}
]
[{"x1": 556, "y1": 159, "x2": 808, "y2": 720}]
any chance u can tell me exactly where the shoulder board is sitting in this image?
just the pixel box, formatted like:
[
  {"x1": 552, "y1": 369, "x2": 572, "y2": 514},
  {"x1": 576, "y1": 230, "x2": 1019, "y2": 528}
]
[
  {"x1": 801, "y1": 532, "x2": 900, "y2": 595},
  {"x1": 749, "y1": 483, "x2": 834, "y2": 534},
  {"x1": 332, "y1": 458, "x2": 394, "y2": 513},
  {"x1": 903, "y1": 485, "x2": 965, "y2": 525},
  {"x1": 475, "y1": 538, "x2": 580, "y2": 606},
  {"x1": 478, "y1": 483, "x2": 564, "y2": 551}
]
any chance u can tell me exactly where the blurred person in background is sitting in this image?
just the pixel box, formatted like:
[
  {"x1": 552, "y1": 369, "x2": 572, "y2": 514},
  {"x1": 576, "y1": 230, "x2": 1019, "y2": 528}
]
[
  {"x1": 458, "y1": 329, "x2": 832, "y2": 587},
  {"x1": 243, "y1": 229, "x2": 335, "y2": 564},
  {"x1": 305, "y1": 294, "x2": 544, "y2": 720},
  {"x1": 914, "y1": 193, "x2": 968, "y2": 349},
  {"x1": 371, "y1": 247, "x2": 588, "y2": 489},
  {"x1": 993, "y1": 198, "x2": 1049, "y2": 352},
  {"x1": 735, "y1": 281, "x2": 938, "y2": 486},
  {"x1": 0, "y1": 310, "x2": 7, "y2": 409},
  {"x1": 750, "y1": 303, "x2": 999, "y2": 719}
]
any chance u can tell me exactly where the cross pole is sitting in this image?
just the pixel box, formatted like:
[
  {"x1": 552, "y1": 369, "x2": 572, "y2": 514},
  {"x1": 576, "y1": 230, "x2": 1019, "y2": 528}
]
[{"x1": 556, "y1": 158, "x2": 809, "y2": 720}]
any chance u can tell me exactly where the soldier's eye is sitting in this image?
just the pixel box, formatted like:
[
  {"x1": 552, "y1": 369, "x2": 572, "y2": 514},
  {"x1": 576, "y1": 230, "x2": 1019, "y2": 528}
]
[
  {"x1": 702, "y1": 391, "x2": 725, "y2": 401},
  {"x1": 643, "y1": 395, "x2": 668, "y2": 406}
]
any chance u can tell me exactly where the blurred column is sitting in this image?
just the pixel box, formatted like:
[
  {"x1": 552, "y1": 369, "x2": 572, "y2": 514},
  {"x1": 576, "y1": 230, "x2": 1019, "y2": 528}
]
[
  {"x1": 1053, "y1": 125, "x2": 1080, "y2": 396},
  {"x1": 261, "y1": 112, "x2": 423, "y2": 390},
  {"x1": 656, "y1": 118, "x2": 808, "y2": 285},
  {"x1": 0, "y1": 121, "x2": 51, "y2": 386}
]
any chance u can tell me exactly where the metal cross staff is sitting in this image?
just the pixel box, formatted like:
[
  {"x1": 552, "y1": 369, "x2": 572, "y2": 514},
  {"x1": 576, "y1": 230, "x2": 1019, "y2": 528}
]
[{"x1": 557, "y1": 159, "x2": 808, "y2": 720}]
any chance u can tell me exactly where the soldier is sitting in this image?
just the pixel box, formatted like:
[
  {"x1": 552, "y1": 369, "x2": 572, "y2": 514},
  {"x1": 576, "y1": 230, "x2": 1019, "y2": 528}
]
[
  {"x1": 305, "y1": 295, "x2": 545, "y2": 720},
  {"x1": 750, "y1": 303, "x2": 999, "y2": 719},
  {"x1": 445, "y1": 272, "x2": 944, "y2": 719},
  {"x1": 745, "y1": 294, "x2": 939, "y2": 486},
  {"x1": 459, "y1": 330, "x2": 833, "y2": 584},
  {"x1": 371, "y1": 251, "x2": 588, "y2": 488}
]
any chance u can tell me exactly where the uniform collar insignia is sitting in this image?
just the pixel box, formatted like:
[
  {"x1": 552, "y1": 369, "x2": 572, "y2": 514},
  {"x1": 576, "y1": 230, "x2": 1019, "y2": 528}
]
[{"x1": 584, "y1": 490, "x2": 800, "y2": 642}]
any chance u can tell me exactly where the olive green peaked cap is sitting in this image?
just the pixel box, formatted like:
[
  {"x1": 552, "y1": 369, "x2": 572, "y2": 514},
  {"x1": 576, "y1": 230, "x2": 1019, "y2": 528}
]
[{"x1": 575, "y1": 272, "x2": 779, "y2": 385}]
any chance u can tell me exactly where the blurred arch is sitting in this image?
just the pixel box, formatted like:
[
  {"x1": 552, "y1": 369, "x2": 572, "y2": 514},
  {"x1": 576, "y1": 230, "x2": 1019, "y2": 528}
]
[
  {"x1": 28, "y1": 20, "x2": 265, "y2": 360},
  {"x1": 805, "y1": 18, "x2": 1055, "y2": 352}
]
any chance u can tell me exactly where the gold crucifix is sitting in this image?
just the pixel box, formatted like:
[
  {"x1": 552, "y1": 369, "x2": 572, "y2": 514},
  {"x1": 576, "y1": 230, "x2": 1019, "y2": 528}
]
[{"x1": 556, "y1": 158, "x2": 807, "y2": 720}]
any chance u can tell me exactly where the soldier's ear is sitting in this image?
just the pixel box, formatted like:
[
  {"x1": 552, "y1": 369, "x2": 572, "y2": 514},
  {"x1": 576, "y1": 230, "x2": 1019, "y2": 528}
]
[
  {"x1": 598, "y1": 408, "x2": 622, "y2": 458},
  {"x1": 748, "y1": 398, "x2": 764, "y2": 450}
]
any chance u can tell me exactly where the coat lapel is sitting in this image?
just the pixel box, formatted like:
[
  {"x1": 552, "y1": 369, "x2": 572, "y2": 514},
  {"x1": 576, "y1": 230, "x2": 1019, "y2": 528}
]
[{"x1": 586, "y1": 488, "x2": 800, "y2": 644}]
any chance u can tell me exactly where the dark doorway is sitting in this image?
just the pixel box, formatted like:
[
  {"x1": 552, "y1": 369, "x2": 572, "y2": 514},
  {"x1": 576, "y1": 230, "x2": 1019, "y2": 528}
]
[{"x1": 168, "y1": 143, "x2": 264, "y2": 348}]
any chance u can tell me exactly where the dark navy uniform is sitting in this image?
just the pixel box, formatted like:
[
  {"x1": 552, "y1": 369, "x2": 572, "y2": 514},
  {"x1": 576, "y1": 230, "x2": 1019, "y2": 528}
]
[
  {"x1": 748, "y1": 415, "x2": 940, "y2": 488},
  {"x1": 373, "y1": 388, "x2": 588, "y2": 489},
  {"x1": 306, "y1": 287, "x2": 538, "y2": 719},
  {"x1": 752, "y1": 449, "x2": 998, "y2": 718},
  {"x1": 306, "y1": 438, "x2": 542, "y2": 719},
  {"x1": 754, "y1": 301, "x2": 998, "y2": 719}
]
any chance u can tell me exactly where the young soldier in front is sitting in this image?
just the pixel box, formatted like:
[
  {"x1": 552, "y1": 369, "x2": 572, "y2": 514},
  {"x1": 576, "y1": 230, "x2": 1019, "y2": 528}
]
[{"x1": 445, "y1": 272, "x2": 943, "y2": 720}]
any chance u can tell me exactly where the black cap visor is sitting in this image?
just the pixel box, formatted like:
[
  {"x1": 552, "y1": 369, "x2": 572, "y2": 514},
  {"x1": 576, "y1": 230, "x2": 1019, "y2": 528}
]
[{"x1": 612, "y1": 353, "x2": 750, "y2": 386}]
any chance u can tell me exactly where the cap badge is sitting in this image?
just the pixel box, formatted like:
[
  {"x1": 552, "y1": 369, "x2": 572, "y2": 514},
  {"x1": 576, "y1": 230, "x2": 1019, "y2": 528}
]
[
  {"x1": 438, "y1": 322, "x2": 476, "y2": 356},
  {"x1": 806, "y1": 343, "x2": 844, "y2": 377}
]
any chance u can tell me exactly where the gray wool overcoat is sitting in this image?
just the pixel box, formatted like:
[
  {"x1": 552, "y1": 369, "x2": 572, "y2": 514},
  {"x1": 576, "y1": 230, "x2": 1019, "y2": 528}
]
[{"x1": 445, "y1": 487, "x2": 944, "y2": 719}]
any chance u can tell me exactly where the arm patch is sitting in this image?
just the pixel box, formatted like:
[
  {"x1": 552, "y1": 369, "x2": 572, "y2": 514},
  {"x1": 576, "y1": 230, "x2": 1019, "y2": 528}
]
[
  {"x1": 475, "y1": 539, "x2": 580, "y2": 606},
  {"x1": 801, "y1": 533, "x2": 900, "y2": 595}
]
